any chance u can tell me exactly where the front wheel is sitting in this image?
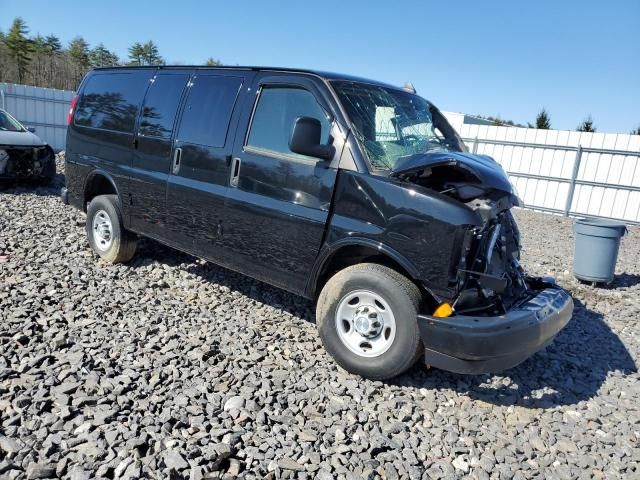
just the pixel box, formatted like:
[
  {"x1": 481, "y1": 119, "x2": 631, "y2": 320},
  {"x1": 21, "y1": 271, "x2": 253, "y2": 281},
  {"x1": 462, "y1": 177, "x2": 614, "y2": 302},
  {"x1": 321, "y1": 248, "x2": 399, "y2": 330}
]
[
  {"x1": 86, "y1": 194, "x2": 137, "y2": 263},
  {"x1": 316, "y1": 263, "x2": 423, "y2": 380}
]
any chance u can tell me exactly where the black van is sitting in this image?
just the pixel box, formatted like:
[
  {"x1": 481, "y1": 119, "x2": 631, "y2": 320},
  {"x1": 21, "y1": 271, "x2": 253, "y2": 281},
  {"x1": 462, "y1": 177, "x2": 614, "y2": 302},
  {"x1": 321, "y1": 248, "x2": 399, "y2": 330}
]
[{"x1": 62, "y1": 66, "x2": 573, "y2": 380}]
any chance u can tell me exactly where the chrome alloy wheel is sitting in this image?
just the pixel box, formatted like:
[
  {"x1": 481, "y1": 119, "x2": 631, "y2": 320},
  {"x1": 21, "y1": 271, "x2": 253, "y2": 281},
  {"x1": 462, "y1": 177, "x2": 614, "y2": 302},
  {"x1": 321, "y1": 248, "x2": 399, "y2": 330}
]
[
  {"x1": 335, "y1": 290, "x2": 397, "y2": 357},
  {"x1": 92, "y1": 209, "x2": 113, "y2": 251}
]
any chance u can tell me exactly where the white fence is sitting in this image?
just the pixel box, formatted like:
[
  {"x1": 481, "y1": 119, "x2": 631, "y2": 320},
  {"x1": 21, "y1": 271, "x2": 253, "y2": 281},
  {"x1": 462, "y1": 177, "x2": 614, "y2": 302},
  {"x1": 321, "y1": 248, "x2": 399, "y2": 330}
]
[
  {"x1": 0, "y1": 83, "x2": 74, "y2": 151},
  {"x1": 459, "y1": 124, "x2": 640, "y2": 224}
]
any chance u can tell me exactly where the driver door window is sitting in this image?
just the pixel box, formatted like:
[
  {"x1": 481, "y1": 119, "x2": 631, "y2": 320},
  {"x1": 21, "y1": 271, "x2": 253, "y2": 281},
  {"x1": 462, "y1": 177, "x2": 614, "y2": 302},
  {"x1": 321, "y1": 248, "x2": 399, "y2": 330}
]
[{"x1": 246, "y1": 87, "x2": 330, "y2": 160}]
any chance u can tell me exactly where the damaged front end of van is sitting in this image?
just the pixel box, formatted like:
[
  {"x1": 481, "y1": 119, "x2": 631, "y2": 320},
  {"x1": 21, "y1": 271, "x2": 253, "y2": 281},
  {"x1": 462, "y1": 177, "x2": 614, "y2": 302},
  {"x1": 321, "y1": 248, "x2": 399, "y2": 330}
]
[
  {"x1": 388, "y1": 151, "x2": 573, "y2": 373},
  {"x1": 330, "y1": 79, "x2": 573, "y2": 374}
]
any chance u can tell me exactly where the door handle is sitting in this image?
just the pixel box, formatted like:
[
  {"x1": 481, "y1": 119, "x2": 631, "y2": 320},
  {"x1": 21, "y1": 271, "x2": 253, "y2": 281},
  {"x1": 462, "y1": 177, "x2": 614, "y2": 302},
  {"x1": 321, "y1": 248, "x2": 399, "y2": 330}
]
[
  {"x1": 172, "y1": 147, "x2": 182, "y2": 174},
  {"x1": 230, "y1": 157, "x2": 241, "y2": 187}
]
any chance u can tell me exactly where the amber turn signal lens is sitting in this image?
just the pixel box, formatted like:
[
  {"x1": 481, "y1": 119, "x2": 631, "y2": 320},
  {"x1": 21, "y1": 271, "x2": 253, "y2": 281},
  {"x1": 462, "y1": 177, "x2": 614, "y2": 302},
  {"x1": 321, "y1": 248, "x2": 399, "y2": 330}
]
[{"x1": 433, "y1": 303, "x2": 453, "y2": 318}]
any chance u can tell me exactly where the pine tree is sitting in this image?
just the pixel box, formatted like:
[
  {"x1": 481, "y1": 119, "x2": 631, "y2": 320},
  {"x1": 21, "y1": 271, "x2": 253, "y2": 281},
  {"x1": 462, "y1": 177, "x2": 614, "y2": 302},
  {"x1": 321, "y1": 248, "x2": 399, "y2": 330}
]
[
  {"x1": 68, "y1": 36, "x2": 91, "y2": 86},
  {"x1": 90, "y1": 43, "x2": 119, "y2": 67},
  {"x1": 141, "y1": 40, "x2": 163, "y2": 65},
  {"x1": 128, "y1": 42, "x2": 144, "y2": 65},
  {"x1": 577, "y1": 116, "x2": 596, "y2": 132},
  {"x1": 206, "y1": 57, "x2": 222, "y2": 66},
  {"x1": 68, "y1": 37, "x2": 90, "y2": 69},
  {"x1": 535, "y1": 109, "x2": 551, "y2": 129},
  {"x1": 4, "y1": 17, "x2": 34, "y2": 83},
  {"x1": 32, "y1": 34, "x2": 49, "y2": 55},
  {"x1": 631, "y1": 125, "x2": 640, "y2": 136},
  {"x1": 45, "y1": 34, "x2": 62, "y2": 53}
]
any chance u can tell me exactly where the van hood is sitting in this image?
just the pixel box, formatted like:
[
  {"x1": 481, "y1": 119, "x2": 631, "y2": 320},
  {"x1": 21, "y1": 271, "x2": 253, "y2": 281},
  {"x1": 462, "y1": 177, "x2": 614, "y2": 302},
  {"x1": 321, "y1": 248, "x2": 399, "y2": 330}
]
[
  {"x1": 0, "y1": 130, "x2": 45, "y2": 147},
  {"x1": 390, "y1": 151, "x2": 513, "y2": 194}
]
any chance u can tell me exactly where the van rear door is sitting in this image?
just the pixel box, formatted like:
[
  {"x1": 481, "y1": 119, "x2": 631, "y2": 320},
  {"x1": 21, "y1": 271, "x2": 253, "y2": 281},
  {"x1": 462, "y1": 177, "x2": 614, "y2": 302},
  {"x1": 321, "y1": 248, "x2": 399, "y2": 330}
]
[
  {"x1": 130, "y1": 70, "x2": 190, "y2": 237},
  {"x1": 165, "y1": 71, "x2": 254, "y2": 259},
  {"x1": 68, "y1": 69, "x2": 153, "y2": 223}
]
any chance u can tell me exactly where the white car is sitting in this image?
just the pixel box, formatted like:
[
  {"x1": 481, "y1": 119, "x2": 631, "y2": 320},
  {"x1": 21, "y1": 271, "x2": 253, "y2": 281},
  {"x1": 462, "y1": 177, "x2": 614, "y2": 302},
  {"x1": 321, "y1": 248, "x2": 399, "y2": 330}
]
[{"x1": 0, "y1": 109, "x2": 55, "y2": 184}]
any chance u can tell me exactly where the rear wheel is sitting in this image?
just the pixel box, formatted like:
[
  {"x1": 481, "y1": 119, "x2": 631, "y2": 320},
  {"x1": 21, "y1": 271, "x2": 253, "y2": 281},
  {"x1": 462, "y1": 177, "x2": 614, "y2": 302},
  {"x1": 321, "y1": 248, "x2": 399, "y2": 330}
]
[
  {"x1": 86, "y1": 194, "x2": 137, "y2": 263},
  {"x1": 317, "y1": 263, "x2": 423, "y2": 380}
]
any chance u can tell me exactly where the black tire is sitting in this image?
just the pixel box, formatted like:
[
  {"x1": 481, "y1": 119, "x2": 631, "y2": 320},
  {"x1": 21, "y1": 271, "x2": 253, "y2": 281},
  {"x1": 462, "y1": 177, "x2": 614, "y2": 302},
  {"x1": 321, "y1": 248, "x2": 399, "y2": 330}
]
[
  {"x1": 316, "y1": 263, "x2": 423, "y2": 380},
  {"x1": 86, "y1": 194, "x2": 137, "y2": 263}
]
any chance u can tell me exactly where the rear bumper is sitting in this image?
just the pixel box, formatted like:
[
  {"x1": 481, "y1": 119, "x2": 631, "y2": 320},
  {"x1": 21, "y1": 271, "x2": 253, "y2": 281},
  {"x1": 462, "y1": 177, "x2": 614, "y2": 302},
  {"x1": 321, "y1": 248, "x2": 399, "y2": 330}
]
[{"x1": 417, "y1": 282, "x2": 573, "y2": 374}]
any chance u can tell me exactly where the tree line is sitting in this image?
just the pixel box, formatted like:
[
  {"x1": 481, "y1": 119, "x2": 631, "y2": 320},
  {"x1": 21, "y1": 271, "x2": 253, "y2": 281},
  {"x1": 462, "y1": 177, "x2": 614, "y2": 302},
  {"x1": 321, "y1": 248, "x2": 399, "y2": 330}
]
[
  {"x1": 0, "y1": 17, "x2": 222, "y2": 90},
  {"x1": 479, "y1": 109, "x2": 639, "y2": 135},
  {"x1": 535, "y1": 109, "x2": 640, "y2": 135}
]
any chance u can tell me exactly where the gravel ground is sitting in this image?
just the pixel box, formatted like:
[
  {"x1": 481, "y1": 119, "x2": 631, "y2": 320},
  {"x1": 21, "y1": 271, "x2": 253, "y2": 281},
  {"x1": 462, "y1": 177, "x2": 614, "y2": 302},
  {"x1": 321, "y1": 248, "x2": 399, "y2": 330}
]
[{"x1": 0, "y1": 157, "x2": 639, "y2": 479}]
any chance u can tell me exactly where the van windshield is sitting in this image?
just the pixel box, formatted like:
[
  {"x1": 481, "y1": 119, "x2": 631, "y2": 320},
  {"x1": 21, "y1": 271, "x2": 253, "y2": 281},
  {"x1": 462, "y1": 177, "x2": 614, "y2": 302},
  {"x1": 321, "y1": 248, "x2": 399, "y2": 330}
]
[
  {"x1": 332, "y1": 81, "x2": 466, "y2": 170},
  {"x1": 0, "y1": 110, "x2": 25, "y2": 132}
]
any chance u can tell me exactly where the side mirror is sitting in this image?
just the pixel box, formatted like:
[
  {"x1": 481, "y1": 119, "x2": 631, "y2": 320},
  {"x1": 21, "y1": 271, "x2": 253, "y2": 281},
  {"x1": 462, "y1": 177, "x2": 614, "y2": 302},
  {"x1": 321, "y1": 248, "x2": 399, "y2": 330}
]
[
  {"x1": 27, "y1": 126, "x2": 36, "y2": 133},
  {"x1": 289, "y1": 116, "x2": 335, "y2": 161}
]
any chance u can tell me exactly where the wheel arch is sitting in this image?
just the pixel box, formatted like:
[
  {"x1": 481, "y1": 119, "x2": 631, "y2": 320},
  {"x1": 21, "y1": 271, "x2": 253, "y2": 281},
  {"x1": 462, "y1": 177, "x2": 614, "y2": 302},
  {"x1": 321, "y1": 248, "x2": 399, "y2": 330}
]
[
  {"x1": 83, "y1": 169, "x2": 120, "y2": 211},
  {"x1": 307, "y1": 238, "x2": 431, "y2": 303}
]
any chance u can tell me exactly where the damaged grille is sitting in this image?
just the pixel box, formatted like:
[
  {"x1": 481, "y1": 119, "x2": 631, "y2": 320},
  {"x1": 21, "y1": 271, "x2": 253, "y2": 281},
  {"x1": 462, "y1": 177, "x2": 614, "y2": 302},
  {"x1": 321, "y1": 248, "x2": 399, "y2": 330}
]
[
  {"x1": 455, "y1": 211, "x2": 529, "y2": 315},
  {"x1": 0, "y1": 146, "x2": 53, "y2": 178}
]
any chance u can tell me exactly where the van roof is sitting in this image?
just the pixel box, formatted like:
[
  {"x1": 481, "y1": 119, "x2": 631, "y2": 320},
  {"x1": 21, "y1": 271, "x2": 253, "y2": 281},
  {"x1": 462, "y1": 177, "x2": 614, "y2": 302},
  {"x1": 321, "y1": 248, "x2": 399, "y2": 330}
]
[{"x1": 91, "y1": 65, "x2": 403, "y2": 91}]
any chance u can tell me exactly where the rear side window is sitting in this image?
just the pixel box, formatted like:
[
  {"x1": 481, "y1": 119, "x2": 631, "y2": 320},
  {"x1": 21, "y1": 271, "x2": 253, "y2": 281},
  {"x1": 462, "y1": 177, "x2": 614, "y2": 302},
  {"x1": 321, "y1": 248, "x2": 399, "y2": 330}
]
[
  {"x1": 246, "y1": 87, "x2": 330, "y2": 159},
  {"x1": 139, "y1": 74, "x2": 189, "y2": 140},
  {"x1": 177, "y1": 75, "x2": 243, "y2": 147},
  {"x1": 75, "y1": 72, "x2": 150, "y2": 134}
]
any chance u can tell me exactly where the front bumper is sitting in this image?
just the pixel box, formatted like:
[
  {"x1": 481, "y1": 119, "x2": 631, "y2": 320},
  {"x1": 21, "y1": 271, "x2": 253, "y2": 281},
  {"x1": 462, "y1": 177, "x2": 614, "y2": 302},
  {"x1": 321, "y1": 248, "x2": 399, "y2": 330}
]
[
  {"x1": 0, "y1": 145, "x2": 54, "y2": 180},
  {"x1": 417, "y1": 282, "x2": 573, "y2": 374}
]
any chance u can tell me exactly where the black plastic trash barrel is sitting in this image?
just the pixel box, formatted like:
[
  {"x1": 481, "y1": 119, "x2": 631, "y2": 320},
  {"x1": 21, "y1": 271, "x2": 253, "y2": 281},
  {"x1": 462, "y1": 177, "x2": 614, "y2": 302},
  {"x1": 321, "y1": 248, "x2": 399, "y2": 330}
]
[{"x1": 573, "y1": 218, "x2": 627, "y2": 284}]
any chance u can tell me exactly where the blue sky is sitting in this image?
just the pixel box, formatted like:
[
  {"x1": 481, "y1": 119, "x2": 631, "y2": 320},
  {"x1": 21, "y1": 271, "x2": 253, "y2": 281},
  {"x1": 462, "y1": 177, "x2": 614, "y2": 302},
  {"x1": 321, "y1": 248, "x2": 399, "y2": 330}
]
[{"x1": 3, "y1": 0, "x2": 639, "y2": 133}]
